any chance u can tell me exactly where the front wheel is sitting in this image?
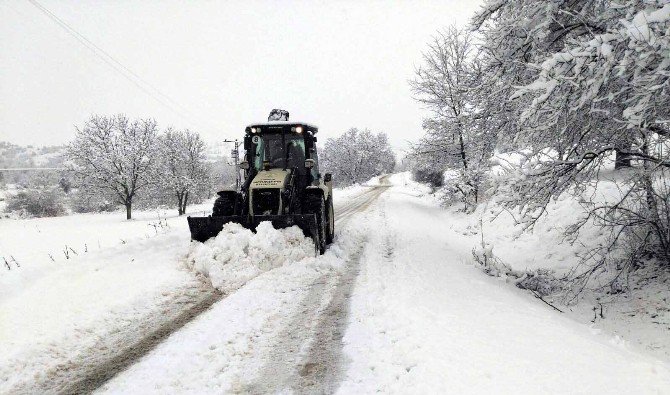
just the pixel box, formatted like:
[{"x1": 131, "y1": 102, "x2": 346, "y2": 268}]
[
  {"x1": 304, "y1": 193, "x2": 327, "y2": 254},
  {"x1": 212, "y1": 192, "x2": 237, "y2": 216}
]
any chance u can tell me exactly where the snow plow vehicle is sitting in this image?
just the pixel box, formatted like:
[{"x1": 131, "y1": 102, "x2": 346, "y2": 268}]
[{"x1": 187, "y1": 110, "x2": 334, "y2": 254}]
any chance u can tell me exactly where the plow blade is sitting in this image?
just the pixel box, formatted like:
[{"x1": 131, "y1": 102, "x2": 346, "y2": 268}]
[{"x1": 187, "y1": 214, "x2": 320, "y2": 246}]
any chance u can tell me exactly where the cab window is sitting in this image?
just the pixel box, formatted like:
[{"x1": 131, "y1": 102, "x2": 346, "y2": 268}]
[{"x1": 252, "y1": 134, "x2": 306, "y2": 171}]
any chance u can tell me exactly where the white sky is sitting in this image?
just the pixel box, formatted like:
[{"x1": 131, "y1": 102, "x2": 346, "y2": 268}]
[{"x1": 0, "y1": 0, "x2": 483, "y2": 151}]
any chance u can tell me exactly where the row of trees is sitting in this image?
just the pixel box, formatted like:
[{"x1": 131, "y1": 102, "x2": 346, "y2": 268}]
[
  {"x1": 410, "y1": 1, "x2": 670, "y2": 278},
  {"x1": 5, "y1": 118, "x2": 391, "y2": 218},
  {"x1": 321, "y1": 128, "x2": 396, "y2": 187},
  {"x1": 67, "y1": 114, "x2": 215, "y2": 219}
]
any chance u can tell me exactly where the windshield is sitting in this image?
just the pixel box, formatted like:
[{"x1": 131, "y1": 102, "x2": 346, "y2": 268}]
[{"x1": 252, "y1": 133, "x2": 306, "y2": 171}]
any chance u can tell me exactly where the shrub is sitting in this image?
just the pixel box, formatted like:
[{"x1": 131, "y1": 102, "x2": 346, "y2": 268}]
[
  {"x1": 5, "y1": 188, "x2": 67, "y2": 217},
  {"x1": 412, "y1": 169, "x2": 444, "y2": 189}
]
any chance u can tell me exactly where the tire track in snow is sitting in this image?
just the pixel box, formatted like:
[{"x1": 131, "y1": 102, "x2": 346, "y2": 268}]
[
  {"x1": 3, "y1": 282, "x2": 221, "y2": 395},
  {"x1": 241, "y1": 240, "x2": 365, "y2": 395},
  {"x1": 57, "y1": 286, "x2": 222, "y2": 395},
  {"x1": 334, "y1": 181, "x2": 390, "y2": 225},
  {"x1": 243, "y1": 176, "x2": 390, "y2": 394},
  {"x1": 295, "y1": 246, "x2": 362, "y2": 394}
]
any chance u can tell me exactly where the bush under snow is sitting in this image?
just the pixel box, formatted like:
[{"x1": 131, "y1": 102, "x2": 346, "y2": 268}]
[{"x1": 4, "y1": 188, "x2": 67, "y2": 218}]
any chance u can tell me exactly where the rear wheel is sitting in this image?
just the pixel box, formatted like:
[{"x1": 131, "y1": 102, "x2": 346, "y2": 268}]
[
  {"x1": 212, "y1": 192, "x2": 237, "y2": 216},
  {"x1": 304, "y1": 193, "x2": 326, "y2": 254},
  {"x1": 325, "y1": 196, "x2": 334, "y2": 244}
]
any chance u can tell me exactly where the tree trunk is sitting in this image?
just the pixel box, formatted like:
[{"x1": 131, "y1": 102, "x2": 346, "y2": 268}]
[
  {"x1": 176, "y1": 192, "x2": 184, "y2": 216},
  {"x1": 641, "y1": 134, "x2": 668, "y2": 263},
  {"x1": 614, "y1": 149, "x2": 632, "y2": 170},
  {"x1": 614, "y1": 137, "x2": 633, "y2": 170},
  {"x1": 456, "y1": 129, "x2": 468, "y2": 170},
  {"x1": 182, "y1": 192, "x2": 189, "y2": 216},
  {"x1": 125, "y1": 202, "x2": 132, "y2": 220}
]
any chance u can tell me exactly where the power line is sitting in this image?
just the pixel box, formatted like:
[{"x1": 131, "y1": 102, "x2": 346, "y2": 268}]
[{"x1": 26, "y1": 0, "x2": 208, "y2": 130}]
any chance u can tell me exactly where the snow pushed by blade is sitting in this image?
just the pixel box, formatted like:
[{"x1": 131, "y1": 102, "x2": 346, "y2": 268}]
[{"x1": 186, "y1": 222, "x2": 315, "y2": 294}]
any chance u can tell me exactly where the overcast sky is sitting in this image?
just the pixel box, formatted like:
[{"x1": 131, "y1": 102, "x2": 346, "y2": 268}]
[{"x1": 1, "y1": 0, "x2": 483, "y2": 151}]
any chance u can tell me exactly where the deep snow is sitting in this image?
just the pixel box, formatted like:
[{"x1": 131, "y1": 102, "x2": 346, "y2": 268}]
[
  {"x1": 440, "y1": 166, "x2": 670, "y2": 361},
  {"x1": 0, "y1": 203, "x2": 211, "y2": 300},
  {"x1": 98, "y1": 216, "x2": 368, "y2": 394}
]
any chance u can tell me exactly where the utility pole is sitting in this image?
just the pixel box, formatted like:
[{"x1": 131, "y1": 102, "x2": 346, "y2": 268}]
[{"x1": 223, "y1": 139, "x2": 241, "y2": 190}]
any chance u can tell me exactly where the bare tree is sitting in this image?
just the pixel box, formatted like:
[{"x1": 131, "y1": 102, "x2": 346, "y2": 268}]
[{"x1": 66, "y1": 114, "x2": 158, "y2": 219}]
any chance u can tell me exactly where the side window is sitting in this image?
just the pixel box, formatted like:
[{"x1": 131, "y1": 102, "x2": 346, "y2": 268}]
[
  {"x1": 310, "y1": 149, "x2": 319, "y2": 179},
  {"x1": 253, "y1": 137, "x2": 264, "y2": 171}
]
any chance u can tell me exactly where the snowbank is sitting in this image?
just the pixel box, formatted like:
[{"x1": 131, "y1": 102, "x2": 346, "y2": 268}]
[
  {"x1": 407, "y1": 167, "x2": 670, "y2": 360},
  {"x1": 186, "y1": 222, "x2": 315, "y2": 294}
]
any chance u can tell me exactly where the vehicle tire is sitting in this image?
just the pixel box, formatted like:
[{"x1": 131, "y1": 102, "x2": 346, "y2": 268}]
[
  {"x1": 212, "y1": 192, "x2": 236, "y2": 216},
  {"x1": 304, "y1": 193, "x2": 327, "y2": 254},
  {"x1": 325, "y1": 196, "x2": 334, "y2": 244}
]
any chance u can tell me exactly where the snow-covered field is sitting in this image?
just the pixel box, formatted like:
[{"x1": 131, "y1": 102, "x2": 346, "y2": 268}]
[
  {"x1": 2, "y1": 174, "x2": 669, "y2": 394},
  {"x1": 0, "y1": 204, "x2": 211, "y2": 299},
  {"x1": 0, "y1": 204, "x2": 215, "y2": 393}
]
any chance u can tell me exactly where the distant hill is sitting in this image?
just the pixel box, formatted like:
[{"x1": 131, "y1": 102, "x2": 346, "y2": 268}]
[{"x1": 0, "y1": 142, "x2": 66, "y2": 169}]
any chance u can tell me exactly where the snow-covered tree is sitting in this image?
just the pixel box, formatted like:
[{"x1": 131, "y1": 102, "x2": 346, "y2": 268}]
[
  {"x1": 452, "y1": 0, "x2": 670, "y2": 282},
  {"x1": 66, "y1": 114, "x2": 158, "y2": 219},
  {"x1": 156, "y1": 129, "x2": 210, "y2": 215},
  {"x1": 410, "y1": 26, "x2": 497, "y2": 210},
  {"x1": 321, "y1": 128, "x2": 395, "y2": 187},
  {"x1": 209, "y1": 155, "x2": 240, "y2": 192},
  {"x1": 507, "y1": 1, "x2": 670, "y2": 267},
  {"x1": 471, "y1": 0, "x2": 622, "y2": 151}
]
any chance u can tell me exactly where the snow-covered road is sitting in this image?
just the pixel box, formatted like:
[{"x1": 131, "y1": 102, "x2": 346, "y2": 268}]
[{"x1": 96, "y1": 178, "x2": 391, "y2": 394}]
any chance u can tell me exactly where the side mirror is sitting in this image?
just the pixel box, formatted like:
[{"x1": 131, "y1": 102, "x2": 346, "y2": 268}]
[
  {"x1": 304, "y1": 159, "x2": 315, "y2": 169},
  {"x1": 239, "y1": 161, "x2": 250, "y2": 170},
  {"x1": 243, "y1": 136, "x2": 251, "y2": 150},
  {"x1": 324, "y1": 173, "x2": 332, "y2": 183}
]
